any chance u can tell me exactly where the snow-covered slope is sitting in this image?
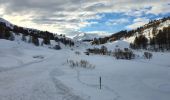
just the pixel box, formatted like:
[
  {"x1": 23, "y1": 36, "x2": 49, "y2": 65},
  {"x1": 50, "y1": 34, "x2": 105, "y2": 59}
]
[
  {"x1": 73, "y1": 33, "x2": 105, "y2": 41},
  {"x1": 1, "y1": 39, "x2": 170, "y2": 100},
  {"x1": 125, "y1": 19, "x2": 170, "y2": 43}
]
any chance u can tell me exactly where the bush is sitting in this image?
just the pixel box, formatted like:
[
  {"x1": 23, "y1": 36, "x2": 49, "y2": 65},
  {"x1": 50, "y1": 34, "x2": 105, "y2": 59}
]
[
  {"x1": 86, "y1": 46, "x2": 108, "y2": 55},
  {"x1": 75, "y1": 51, "x2": 81, "y2": 55},
  {"x1": 22, "y1": 34, "x2": 27, "y2": 42},
  {"x1": 114, "y1": 48, "x2": 135, "y2": 60},
  {"x1": 67, "y1": 59, "x2": 95, "y2": 69},
  {"x1": 8, "y1": 32, "x2": 15, "y2": 41},
  {"x1": 143, "y1": 52, "x2": 153, "y2": 59},
  {"x1": 53, "y1": 45, "x2": 61, "y2": 50}
]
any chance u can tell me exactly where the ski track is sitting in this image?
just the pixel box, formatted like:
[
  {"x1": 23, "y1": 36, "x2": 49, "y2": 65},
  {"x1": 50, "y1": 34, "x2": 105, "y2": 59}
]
[{"x1": 0, "y1": 51, "x2": 85, "y2": 100}]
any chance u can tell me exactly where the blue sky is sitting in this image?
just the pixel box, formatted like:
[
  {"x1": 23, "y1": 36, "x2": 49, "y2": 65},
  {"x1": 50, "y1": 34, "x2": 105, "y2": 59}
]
[
  {"x1": 0, "y1": 0, "x2": 170, "y2": 36},
  {"x1": 80, "y1": 12, "x2": 170, "y2": 34}
]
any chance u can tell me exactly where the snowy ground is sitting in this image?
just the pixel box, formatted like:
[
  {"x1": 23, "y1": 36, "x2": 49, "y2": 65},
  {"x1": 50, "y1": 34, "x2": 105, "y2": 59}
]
[{"x1": 0, "y1": 39, "x2": 170, "y2": 100}]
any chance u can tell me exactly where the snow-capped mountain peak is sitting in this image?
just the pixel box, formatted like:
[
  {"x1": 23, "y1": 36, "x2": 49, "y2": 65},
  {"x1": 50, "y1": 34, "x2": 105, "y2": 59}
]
[{"x1": 73, "y1": 32, "x2": 106, "y2": 41}]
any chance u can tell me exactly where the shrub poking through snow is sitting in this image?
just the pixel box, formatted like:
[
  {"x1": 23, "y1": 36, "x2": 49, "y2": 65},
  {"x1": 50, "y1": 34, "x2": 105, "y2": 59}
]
[
  {"x1": 33, "y1": 55, "x2": 44, "y2": 59},
  {"x1": 67, "y1": 59, "x2": 95, "y2": 69},
  {"x1": 53, "y1": 45, "x2": 61, "y2": 50},
  {"x1": 86, "y1": 46, "x2": 108, "y2": 55},
  {"x1": 114, "y1": 48, "x2": 135, "y2": 60},
  {"x1": 75, "y1": 51, "x2": 81, "y2": 55},
  {"x1": 143, "y1": 52, "x2": 153, "y2": 59}
]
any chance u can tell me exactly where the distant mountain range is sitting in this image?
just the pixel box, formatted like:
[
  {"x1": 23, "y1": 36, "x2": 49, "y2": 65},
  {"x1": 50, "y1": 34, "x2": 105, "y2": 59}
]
[
  {"x1": 1, "y1": 16, "x2": 170, "y2": 47},
  {"x1": 73, "y1": 32, "x2": 106, "y2": 41}
]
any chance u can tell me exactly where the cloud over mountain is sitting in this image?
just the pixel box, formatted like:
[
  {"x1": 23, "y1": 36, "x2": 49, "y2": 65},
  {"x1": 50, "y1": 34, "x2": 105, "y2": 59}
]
[{"x1": 0, "y1": 0, "x2": 169, "y2": 36}]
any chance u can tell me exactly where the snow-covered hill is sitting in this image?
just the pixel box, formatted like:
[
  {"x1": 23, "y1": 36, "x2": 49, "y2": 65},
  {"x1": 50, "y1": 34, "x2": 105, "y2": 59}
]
[
  {"x1": 91, "y1": 17, "x2": 170, "y2": 47},
  {"x1": 73, "y1": 32, "x2": 105, "y2": 41},
  {"x1": 125, "y1": 19, "x2": 170, "y2": 43}
]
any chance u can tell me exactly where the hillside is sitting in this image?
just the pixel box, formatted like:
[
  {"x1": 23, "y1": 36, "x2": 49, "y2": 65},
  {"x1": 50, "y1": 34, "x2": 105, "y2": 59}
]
[
  {"x1": 0, "y1": 18, "x2": 75, "y2": 49},
  {"x1": 73, "y1": 32, "x2": 106, "y2": 42},
  {"x1": 92, "y1": 17, "x2": 170, "y2": 46}
]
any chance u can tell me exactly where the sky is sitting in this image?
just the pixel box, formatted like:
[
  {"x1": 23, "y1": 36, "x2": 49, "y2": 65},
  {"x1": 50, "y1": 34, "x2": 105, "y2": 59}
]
[{"x1": 0, "y1": 0, "x2": 170, "y2": 37}]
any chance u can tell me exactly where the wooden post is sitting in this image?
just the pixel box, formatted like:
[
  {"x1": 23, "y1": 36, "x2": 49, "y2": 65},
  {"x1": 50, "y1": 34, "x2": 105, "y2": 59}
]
[{"x1": 99, "y1": 76, "x2": 101, "y2": 89}]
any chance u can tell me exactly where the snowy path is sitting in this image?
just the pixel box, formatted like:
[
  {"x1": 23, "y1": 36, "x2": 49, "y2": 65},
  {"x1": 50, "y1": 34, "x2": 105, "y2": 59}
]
[
  {"x1": 0, "y1": 50, "x2": 84, "y2": 100},
  {"x1": 76, "y1": 69, "x2": 121, "y2": 100},
  {"x1": 66, "y1": 52, "x2": 121, "y2": 100}
]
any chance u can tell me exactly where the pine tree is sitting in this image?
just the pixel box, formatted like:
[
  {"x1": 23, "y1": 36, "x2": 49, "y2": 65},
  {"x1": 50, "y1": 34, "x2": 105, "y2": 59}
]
[
  {"x1": 32, "y1": 36, "x2": 39, "y2": 46},
  {"x1": 4, "y1": 30, "x2": 11, "y2": 39},
  {"x1": 8, "y1": 32, "x2": 15, "y2": 41},
  {"x1": 0, "y1": 24, "x2": 5, "y2": 39},
  {"x1": 28, "y1": 35, "x2": 32, "y2": 43},
  {"x1": 22, "y1": 34, "x2": 27, "y2": 42},
  {"x1": 43, "y1": 37, "x2": 51, "y2": 45},
  {"x1": 133, "y1": 35, "x2": 148, "y2": 49}
]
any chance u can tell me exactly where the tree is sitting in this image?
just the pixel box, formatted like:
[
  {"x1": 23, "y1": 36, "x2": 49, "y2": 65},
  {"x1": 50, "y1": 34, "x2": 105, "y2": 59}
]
[
  {"x1": 43, "y1": 37, "x2": 51, "y2": 45},
  {"x1": 32, "y1": 35, "x2": 39, "y2": 46},
  {"x1": 4, "y1": 30, "x2": 11, "y2": 39},
  {"x1": 28, "y1": 35, "x2": 32, "y2": 43},
  {"x1": 8, "y1": 32, "x2": 15, "y2": 41},
  {"x1": 101, "y1": 46, "x2": 107, "y2": 55},
  {"x1": 144, "y1": 52, "x2": 153, "y2": 59},
  {"x1": 133, "y1": 35, "x2": 148, "y2": 49},
  {"x1": 0, "y1": 23, "x2": 5, "y2": 38},
  {"x1": 22, "y1": 34, "x2": 27, "y2": 42}
]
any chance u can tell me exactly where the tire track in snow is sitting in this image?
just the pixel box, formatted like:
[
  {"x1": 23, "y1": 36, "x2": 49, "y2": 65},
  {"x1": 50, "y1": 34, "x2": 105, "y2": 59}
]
[
  {"x1": 0, "y1": 54, "x2": 55, "y2": 73},
  {"x1": 49, "y1": 67, "x2": 85, "y2": 100}
]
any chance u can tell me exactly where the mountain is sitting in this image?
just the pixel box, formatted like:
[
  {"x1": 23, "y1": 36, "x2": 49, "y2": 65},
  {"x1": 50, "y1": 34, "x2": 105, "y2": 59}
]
[
  {"x1": 73, "y1": 32, "x2": 106, "y2": 42},
  {"x1": 0, "y1": 18, "x2": 75, "y2": 48},
  {"x1": 92, "y1": 17, "x2": 170, "y2": 45}
]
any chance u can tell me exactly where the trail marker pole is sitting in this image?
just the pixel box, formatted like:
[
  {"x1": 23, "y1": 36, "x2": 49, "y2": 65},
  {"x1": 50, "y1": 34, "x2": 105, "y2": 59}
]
[{"x1": 99, "y1": 76, "x2": 101, "y2": 89}]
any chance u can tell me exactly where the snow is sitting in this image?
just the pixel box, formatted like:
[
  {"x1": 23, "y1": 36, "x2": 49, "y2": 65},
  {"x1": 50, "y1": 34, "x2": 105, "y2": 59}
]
[
  {"x1": 0, "y1": 18, "x2": 14, "y2": 29},
  {"x1": 124, "y1": 19, "x2": 170, "y2": 43},
  {"x1": 0, "y1": 38, "x2": 170, "y2": 100},
  {"x1": 62, "y1": 50, "x2": 170, "y2": 100},
  {"x1": 158, "y1": 20, "x2": 170, "y2": 30},
  {"x1": 73, "y1": 33, "x2": 105, "y2": 41}
]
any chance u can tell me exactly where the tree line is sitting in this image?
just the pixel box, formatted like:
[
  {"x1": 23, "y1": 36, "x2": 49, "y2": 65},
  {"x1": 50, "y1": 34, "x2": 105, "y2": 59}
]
[
  {"x1": 0, "y1": 21, "x2": 75, "y2": 47},
  {"x1": 130, "y1": 26, "x2": 170, "y2": 51}
]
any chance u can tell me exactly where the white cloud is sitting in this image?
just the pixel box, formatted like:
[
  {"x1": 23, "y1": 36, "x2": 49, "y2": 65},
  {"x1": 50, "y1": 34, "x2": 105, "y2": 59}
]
[
  {"x1": 0, "y1": 0, "x2": 169, "y2": 36},
  {"x1": 106, "y1": 18, "x2": 129, "y2": 26},
  {"x1": 126, "y1": 17, "x2": 149, "y2": 29},
  {"x1": 86, "y1": 31, "x2": 110, "y2": 36},
  {"x1": 147, "y1": 3, "x2": 170, "y2": 15}
]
